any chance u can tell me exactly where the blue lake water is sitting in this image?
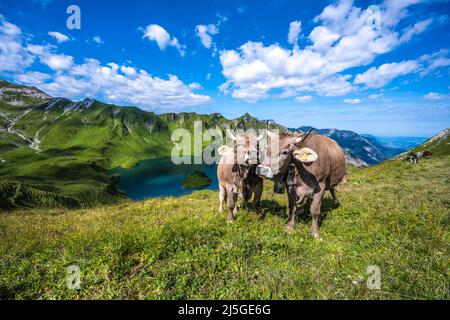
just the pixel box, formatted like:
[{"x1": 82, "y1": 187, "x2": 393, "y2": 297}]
[{"x1": 111, "y1": 157, "x2": 218, "y2": 200}]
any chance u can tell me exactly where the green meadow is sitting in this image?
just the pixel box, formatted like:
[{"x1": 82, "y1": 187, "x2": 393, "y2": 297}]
[{"x1": 1, "y1": 155, "x2": 448, "y2": 299}]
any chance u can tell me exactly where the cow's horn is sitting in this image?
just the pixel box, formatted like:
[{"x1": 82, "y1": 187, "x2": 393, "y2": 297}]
[
  {"x1": 293, "y1": 147, "x2": 318, "y2": 163},
  {"x1": 227, "y1": 129, "x2": 237, "y2": 141},
  {"x1": 296, "y1": 128, "x2": 313, "y2": 143}
]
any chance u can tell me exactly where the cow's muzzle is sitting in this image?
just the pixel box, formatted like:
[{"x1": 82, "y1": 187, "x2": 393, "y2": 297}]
[
  {"x1": 245, "y1": 149, "x2": 258, "y2": 165},
  {"x1": 256, "y1": 165, "x2": 273, "y2": 178}
]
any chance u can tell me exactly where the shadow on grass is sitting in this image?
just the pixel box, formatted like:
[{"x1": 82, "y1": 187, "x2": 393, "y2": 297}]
[
  {"x1": 259, "y1": 197, "x2": 340, "y2": 227},
  {"x1": 259, "y1": 199, "x2": 287, "y2": 219},
  {"x1": 297, "y1": 197, "x2": 340, "y2": 226}
]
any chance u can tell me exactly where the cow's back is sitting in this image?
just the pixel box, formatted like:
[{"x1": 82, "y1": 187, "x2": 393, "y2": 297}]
[{"x1": 299, "y1": 134, "x2": 347, "y2": 188}]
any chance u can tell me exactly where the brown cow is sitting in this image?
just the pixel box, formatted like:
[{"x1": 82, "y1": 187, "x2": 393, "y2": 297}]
[
  {"x1": 256, "y1": 130, "x2": 347, "y2": 239},
  {"x1": 217, "y1": 130, "x2": 264, "y2": 223},
  {"x1": 423, "y1": 150, "x2": 433, "y2": 159}
]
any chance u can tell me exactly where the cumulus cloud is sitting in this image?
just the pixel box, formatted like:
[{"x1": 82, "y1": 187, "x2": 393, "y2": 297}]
[
  {"x1": 142, "y1": 24, "x2": 185, "y2": 56},
  {"x1": 14, "y1": 71, "x2": 51, "y2": 85},
  {"x1": 27, "y1": 44, "x2": 74, "y2": 71},
  {"x1": 36, "y1": 59, "x2": 211, "y2": 109},
  {"x1": 48, "y1": 31, "x2": 70, "y2": 43},
  {"x1": 308, "y1": 26, "x2": 339, "y2": 52},
  {"x1": 196, "y1": 24, "x2": 219, "y2": 49},
  {"x1": 354, "y1": 60, "x2": 419, "y2": 88},
  {"x1": 0, "y1": 17, "x2": 211, "y2": 110},
  {"x1": 287, "y1": 20, "x2": 302, "y2": 50},
  {"x1": 219, "y1": 0, "x2": 435, "y2": 102},
  {"x1": 354, "y1": 49, "x2": 450, "y2": 88},
  {"x1": 344, "y1": 98, "x2": 362, "y2": 104},
  {"x1": 0, "y1": 15, "x2": 35, "y2": 72}
]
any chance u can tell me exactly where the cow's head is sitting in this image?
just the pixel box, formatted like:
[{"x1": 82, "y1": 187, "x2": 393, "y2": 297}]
[
  {"x1": 218, "y1": 130, "x2": 264, "y2": 166},
  {"x1": 256, "y1": 130, "x2": 317, "y2": 186}
]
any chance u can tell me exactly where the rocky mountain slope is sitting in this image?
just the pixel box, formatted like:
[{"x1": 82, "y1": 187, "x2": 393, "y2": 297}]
[
  {"x1": 0, "y1": 80, "x2": 282, "y2": 208},
  {"x1": 295, "y1": 126, "x2": 408, "y2": 165},
  {"x1": 0, "y1": 79, "x2": 441, "y2": 208},
  {"x1": 396, "y1": 128, "x2": 450, "y2": 159}
]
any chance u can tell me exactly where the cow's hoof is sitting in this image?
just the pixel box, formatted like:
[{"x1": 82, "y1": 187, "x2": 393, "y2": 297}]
[
  {"x1": 286, "y1": 224, "x2": 295, "y2": 232},
  {"x1": 312, "y1": 233, "x2": 322, "y2": 240}
]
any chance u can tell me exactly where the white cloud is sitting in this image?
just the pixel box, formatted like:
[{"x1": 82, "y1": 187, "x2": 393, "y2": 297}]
[
  {"x1": 344, "y1": 98, "x2": 362, "y2": 104},
  {"x1": 0, "y1": 17, "x2": 210, "y2": 110},
  {"x1": 35, "y1": 60, "x2": 211, "y2": 109},
  {"x1": 295, "y1": 95, "x2": 312, "y2": 103},
  {"x1": 48, "y1": 31, "x2": 70, "y2": 43},
  {"x1": 354, "y1": 60, "x2": 419, "y2": 88},
  {"x1": 399, "y1": 18, "x2": 433, "y2": 42},
  {"x1": 287, "y1": 20, "x2": 302, "y2": 50},
  {"x1": 308, "y1": 26, "x2": 339, "y2": 52},
  {"x1": 14, "y1": 71, "x2": 51, "y2": 85},
  {"x1": 419, "y1": 49, "x2": 450, "y2": 75},
  {"x1": 27, "y1": 44, "x2": 74, "y2": 71},
  {"x1": 0, "y1": 15, "x2": 35, "y2": 72},
  {"x1": 92, "y1": 36, "x2": 104, "y2": 45},
  {"x1": 142, "y1": 24, "x2": 185, "y2": 56},
  {"x1": 219, "y1": 0, "x2": 435, "y2": 102},
  {"x1": 195, "y1": 15, "x2": 227, "y2": 54},
  {"x1": 423, "y1": 92, "x2": 448, "y2": 100},
  {"x1": 196, "y1": 24, "x2": 219, "y2": 49}
]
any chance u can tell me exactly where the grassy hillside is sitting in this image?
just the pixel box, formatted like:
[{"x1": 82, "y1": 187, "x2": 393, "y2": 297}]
[
  {"x1": 1, "y1": 154, "x2": 448, "y2": 299},
  {"x1": 0, "y1": 80, "x2": 282, "y2": 209}
]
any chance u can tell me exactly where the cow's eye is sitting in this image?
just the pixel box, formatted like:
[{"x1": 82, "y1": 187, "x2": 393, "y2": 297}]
[{"x1": 281, "y1": 150, "x2": 289, "y2": 157}]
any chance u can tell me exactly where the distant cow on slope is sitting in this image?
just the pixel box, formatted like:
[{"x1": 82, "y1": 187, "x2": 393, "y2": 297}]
[
  {"x1": 423, "y1": 150, "x2": 433, "y2": 159},
  {"x1": 405, "y1": 153, "x2": 419, "y2": 164}
]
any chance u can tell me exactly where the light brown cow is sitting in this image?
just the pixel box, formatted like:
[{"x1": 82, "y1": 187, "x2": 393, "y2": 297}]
[
  {"x1": 256, "y1": 131, "x2": 347, "y2": 239},
  {"x1": 217, "y1": 131, "x2": 264, "y2": 222}
]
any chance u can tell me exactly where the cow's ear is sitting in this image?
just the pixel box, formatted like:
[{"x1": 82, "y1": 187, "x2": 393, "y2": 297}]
[
  {"x1": 293, "y1": 147, "x2": 318, "y2": 163},
  {"x1": 218, "y1": 145, "x2": 230, "y2": 156}
]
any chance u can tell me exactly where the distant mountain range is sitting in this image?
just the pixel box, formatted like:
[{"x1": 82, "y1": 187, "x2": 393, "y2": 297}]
[
  {"x1": 0, "y1": 79, "x2": 283, "y2": 208},
  {"x1": 362, "y1": 135, "x2": 427, "y2": 151},
  {"x1": 293, "y1": 126, "x2": 426, "y2": 166},
  {"x1": 0, "y1": 79, "x2": 440, "y2": 208}
]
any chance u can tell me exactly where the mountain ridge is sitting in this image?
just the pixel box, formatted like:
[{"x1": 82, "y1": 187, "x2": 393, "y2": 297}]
[
  {"x1": 293, "y1": 126, "x2": 414, "y2": 165},
  {"x1": 0, "y1": 79, "x2": 446, "y2": 209}
]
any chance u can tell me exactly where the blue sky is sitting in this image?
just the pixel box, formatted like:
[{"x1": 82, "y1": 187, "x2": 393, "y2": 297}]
[{"x1": 0, "y1": 0, "x2": 449, "y2": 136}]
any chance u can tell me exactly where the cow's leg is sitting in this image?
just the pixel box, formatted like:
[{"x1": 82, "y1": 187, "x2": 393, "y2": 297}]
[
  {"x1": 219, "y1": 185, "x2": 226, "y2": 214},
  {"x1": 286, "y1": 192, "x2": 297, "y2": 231},
  {"x1": 226, "y1": 187, "x2": 238, "y2": 223},
  {"x1": 310, "y1": 184, "x2": 326, "y2": 240},
  {"x1": 330, "y1": 187, "x2": 339, "y2": 204},
  {"x1": 253, "y1": 182, "x2": 263, "y2": 212}
]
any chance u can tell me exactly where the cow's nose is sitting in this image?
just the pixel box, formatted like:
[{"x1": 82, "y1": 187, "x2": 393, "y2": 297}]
[
  {"x1": 247, "y1": 149, "x2": 258, "y2": 158},
  {"x1": 245, "y1": 149, "x2": 258, "y2": 165},
  {"x1": 256, "y1": 165, "x2": 273, "y2": 178}
]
